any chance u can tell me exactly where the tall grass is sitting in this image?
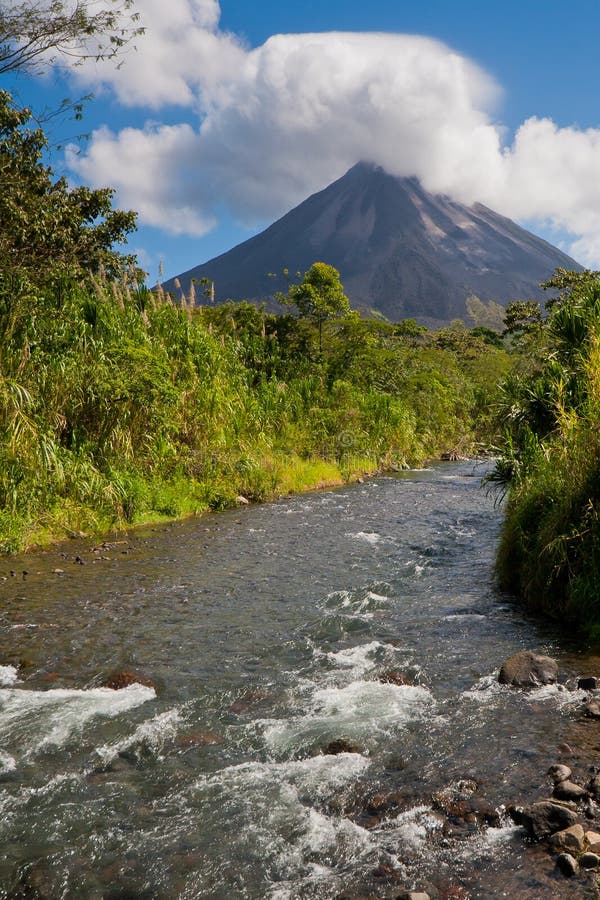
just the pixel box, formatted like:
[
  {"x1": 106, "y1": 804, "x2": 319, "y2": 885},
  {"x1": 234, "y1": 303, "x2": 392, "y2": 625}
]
[
  {"x1": 0, "y1": 273, "x2": 508, "y2": 551},
  {"x1": 493, "y1": 279, "x2": 600, "y2": 633}
]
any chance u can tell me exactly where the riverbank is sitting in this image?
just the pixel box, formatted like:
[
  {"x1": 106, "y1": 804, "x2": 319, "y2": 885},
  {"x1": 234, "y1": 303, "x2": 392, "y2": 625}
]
[{"x1": 15, "y1": 451, "x2": 386, "y2": 553}]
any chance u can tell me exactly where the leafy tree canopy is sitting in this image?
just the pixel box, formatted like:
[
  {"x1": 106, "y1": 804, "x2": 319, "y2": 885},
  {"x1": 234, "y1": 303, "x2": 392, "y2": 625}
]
[
  {"x1": 278, "y1": 262, "x2": 351, "y2": 352},
  {"x1": 0, "y1": 89, "x2": 138, "y2": 283}
]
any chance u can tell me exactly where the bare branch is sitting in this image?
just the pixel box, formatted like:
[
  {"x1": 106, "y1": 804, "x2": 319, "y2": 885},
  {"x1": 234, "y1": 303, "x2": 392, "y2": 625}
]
[{"x1": 0, "y1": 0, "x2": 144, "y2": 75}]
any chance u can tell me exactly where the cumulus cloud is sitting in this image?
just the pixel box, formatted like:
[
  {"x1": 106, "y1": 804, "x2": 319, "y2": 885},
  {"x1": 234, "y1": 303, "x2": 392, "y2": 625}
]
[{"x1": 65, "y1": 0, "x2": 600, "y2": 264}]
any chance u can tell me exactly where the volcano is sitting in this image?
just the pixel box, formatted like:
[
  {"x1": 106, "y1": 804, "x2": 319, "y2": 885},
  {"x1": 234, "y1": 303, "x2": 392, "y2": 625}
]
[{"x1": 164, "y1": 162, "x2": 581, "y2": 326}]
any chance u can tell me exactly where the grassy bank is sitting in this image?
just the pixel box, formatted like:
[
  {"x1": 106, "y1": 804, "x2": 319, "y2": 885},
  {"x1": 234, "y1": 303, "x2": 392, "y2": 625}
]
[
  {"x1": 0, "y1": 271, "x2": 509, "y2": 553},
  {"x1": 491, "y1": 272, "x2": 600, "y2": 635}
]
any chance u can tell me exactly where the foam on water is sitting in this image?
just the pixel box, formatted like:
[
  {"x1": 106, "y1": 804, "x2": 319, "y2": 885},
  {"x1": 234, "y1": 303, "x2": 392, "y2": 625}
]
[
  {"x1": 262, "y1": 680, "x2": 433, "y2": 755},
  {"x1": 0, "y1": 750, "x2": 16, "y2": 773},
  {"x1": 95, "y1": 707, "x2": 183, "y2": 765},
  {"x1": 0, "y1": 665, "x2": 19, "y2": 686},
  {"x1": 348, "y1": 531, "x2": 381, "y2": 544},
  {"x1": 522, "y1": 682, "x2": 586, "y2": 708},
  {"x1": 193, "y1": 751, "x2": 370, "y2": 804},
  {"x1": 324, "y1": 641, "x2": 386, "y2": 674},
  {"x1": 0, "y1": 684, "x2": 156, "y2": 757},
  {"x1": 269, "y1": 809, "x2": 373, "y2": 899}
]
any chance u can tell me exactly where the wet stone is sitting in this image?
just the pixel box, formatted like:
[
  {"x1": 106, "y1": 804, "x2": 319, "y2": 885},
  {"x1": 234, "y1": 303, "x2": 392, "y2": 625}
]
[
  {"x1": 101, "y1": 670, "x2": 156, "y2": 691},
  {"x1": 515, "y1": 800, "x2": 578, "y2": 840},
  {"x1": 584, "y1": 699, "x2": 600, "y2": 719},
  {"x1": 498, "y1": 650, "x2": 558, "y2": 687},
  {"x1": 588, "y1": 774, "x2": 600, "y2": 798},
  {"x1": 586, "y1": 829, "x2": 600, "y2": 851},
  {"x1": 378, "y1": 669, "x2": 412, "y2": 686},
  {"x1": 547, "y1": 764, "x2": 571, "y2": 783},
  {"x1": 580, "y1": 852, "x2": 600, "y2": 869},
  {"x1": 323, "y1": 738, "x2": 363, "y2": 755},
  {"x1": 556, "y1": 852, "x2": 579, "y2": 877},
  {"x1": 397, "y1": 893, "x2": 431, "y2": 900},
  {"x1": 578, "y1": 676, "x2": 599, "y2": 690},
  {"x1": 548, "y1": 823, "x2": 585, "y2": 852},
  {"x1": 372, "y1": 863, "x2": 403, "y2": 880},
  {"x1": 552, "y1": 779, "x2": 588, "y2": 802}
]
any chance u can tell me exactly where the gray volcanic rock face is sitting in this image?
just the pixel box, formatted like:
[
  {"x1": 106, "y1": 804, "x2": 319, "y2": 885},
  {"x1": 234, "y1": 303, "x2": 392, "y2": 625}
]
[{"x1": 164, "y1": 162, "x2": 581, "y2": 326}]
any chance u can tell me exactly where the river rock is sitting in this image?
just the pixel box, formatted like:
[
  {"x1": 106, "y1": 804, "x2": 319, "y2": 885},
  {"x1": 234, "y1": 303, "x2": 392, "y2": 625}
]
[
  {"x1": 323, "y1": 738, "x2": 362, "y2": 755},
  {"x1": 578, "y1": 676, "x2": 599, "y2": 690},
  {"x1": 513, "y1": 800, "x2": 579, "y2": 839},
  {"x1": 396, "y1": 893, "x2": 430, "y2": 900},
  {"x1": 588, "y1": 775, "x2": 600, "y2": 798},
  {"x1": 547, "y1": 764, "x2": 571, "y2": 783},
  {"x1": 498, "y1": 650, "x2": 558, "y2": 687},
  {"x1": 553, "y1": 780, "x2": 588, "y2": 802},
  {"x1": 586, "y1": 829, "x2": 600, "y2": 851},
  {"x1": 580, "y1": 852, "x2": 600, "y2": 869},
  {"x1": 585, "y1": 699, "x2": 600, "y2": 718},
  {"x1": 556, "y1": 853, "x2": 579, "y2": 877},
  {"x1": 101, "y1": 670, "x2": 156, "y2": 691},
  {"x1": 372, "y1": 863, "x2": 403, "y2": 880},
  {"x1": 378, "y1": 669, "x2": 411, "y2": 686},
  {"x1": 548, "y1": 824, "x2": 585, "y2": 852}
]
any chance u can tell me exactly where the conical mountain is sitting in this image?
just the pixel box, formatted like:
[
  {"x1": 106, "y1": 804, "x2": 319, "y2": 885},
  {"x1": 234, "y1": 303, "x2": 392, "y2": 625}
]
[{"x1": 164, "y1": 162, "x2": 581, "y2": 326}]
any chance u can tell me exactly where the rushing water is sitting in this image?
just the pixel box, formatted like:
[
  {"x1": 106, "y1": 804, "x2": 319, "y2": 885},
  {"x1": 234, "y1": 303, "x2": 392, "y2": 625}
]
[{"x1": 0, "y1": 462, "x2": 598, "y2": 899}]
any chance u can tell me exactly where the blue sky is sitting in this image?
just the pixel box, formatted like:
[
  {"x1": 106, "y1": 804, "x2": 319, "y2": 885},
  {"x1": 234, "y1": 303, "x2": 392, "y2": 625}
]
[{"x1": 9, "y1": 0, "x2": 600, "y2": 282}]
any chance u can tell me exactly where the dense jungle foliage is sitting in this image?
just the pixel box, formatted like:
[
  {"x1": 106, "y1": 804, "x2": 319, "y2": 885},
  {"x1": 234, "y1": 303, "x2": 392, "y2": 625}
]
[
  {"x1": 490, "y1": 269, "x2": 600, "y2": 633},
  {"x1": 0, "y1": 86, "x2": 515, "y2": 552}
]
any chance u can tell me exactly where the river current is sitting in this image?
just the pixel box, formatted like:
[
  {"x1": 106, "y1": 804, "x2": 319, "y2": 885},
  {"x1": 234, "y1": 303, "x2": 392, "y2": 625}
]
[{"x1": 0, "y1": 462, "x2": 597, "y2": 898}]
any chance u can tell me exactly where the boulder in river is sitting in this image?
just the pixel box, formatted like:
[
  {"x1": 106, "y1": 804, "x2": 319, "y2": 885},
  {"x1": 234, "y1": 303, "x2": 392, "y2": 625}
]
[
  {"x1": 510, "y1": 800, "x2": 578, "y2": 839},
  {"x1": 498, "y1": 650, "x2": 558, "y2": 687},
  {"x1": 378, "y1": 669, "x2": 412, "y2": 686},
  {"x1": 323, "y1": 738, "x2": 363, "y2": 755},
  {"x1": 578, "y1": 676, "x2": 599, "y2": 690},
  {"x1": 101, "y1": 670, "x2": 156, "y2": 691}
]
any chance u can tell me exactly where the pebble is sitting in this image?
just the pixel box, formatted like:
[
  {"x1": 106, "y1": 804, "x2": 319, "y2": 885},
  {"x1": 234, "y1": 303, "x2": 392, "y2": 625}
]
[{"x1": 580, "y1": 852, "x2": 600, "y2": 869}]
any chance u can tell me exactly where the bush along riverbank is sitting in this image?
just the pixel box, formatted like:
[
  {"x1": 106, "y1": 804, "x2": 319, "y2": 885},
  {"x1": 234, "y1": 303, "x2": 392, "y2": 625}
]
[
  {"x1": 0, "y1": 268, "x2": 511, "y2": 553},
  {"x1": 489, "y1": 270, "x2": 600, "y2": 635}
]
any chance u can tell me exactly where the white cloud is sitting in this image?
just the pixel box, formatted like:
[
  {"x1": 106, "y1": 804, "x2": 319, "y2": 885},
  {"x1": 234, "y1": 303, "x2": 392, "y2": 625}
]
[{"x1": 65, "y1": 1, "x2": 600, "y2": 264}]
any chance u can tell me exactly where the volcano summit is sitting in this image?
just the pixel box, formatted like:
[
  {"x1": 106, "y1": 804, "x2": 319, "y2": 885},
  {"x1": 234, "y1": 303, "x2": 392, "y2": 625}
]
[{"x1": 165, "y1": 163, "x2": 581, "y2": 326}]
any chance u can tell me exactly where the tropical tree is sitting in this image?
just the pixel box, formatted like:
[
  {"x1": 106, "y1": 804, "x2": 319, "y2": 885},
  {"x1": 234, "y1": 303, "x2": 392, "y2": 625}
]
[
  {"x1": 0, "y1": 89, "x2": 138, "y2": 282},
  {"x1": 279, "y1": 262, "x2": 351, "y2": 353}
]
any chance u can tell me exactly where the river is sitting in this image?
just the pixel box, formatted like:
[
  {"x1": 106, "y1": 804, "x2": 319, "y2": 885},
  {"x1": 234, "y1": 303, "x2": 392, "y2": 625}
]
[{"x1": 0, "y1": 461, "x2": 597, "y2": 898}]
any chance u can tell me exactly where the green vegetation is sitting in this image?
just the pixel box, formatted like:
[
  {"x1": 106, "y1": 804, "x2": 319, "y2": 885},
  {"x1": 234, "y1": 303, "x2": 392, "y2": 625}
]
[
  {"x1": 0, "y1": 86, "x2": 512, "y2": 553},
  {"x1": 489, "y1": 269, "x2": 600, "y2": 634}
]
